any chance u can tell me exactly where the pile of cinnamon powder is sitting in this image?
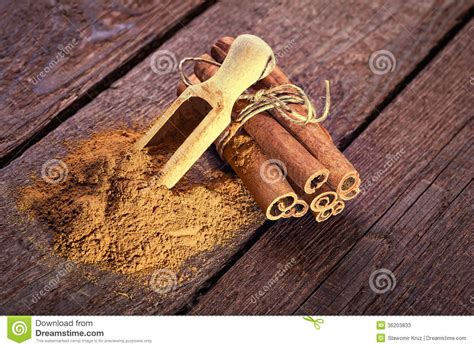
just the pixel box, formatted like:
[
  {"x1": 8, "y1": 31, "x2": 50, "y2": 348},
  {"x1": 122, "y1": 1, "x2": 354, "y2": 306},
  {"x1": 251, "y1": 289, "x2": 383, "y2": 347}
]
[{"x1": 18, "y1": 130, "x2": 263, "y2": 277}]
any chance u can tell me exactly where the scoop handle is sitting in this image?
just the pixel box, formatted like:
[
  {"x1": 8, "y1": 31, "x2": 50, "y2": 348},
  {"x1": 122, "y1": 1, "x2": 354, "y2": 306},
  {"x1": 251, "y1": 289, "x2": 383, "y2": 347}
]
[{"x1": 208, "y1": 34, "x2": 275, "y2": 101}]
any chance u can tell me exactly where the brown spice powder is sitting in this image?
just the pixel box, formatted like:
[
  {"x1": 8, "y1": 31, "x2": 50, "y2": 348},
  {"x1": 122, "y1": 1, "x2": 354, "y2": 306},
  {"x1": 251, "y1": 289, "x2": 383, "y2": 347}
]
[{"x1": 18, "y1": 130, "x2": 263, "y2": 278}]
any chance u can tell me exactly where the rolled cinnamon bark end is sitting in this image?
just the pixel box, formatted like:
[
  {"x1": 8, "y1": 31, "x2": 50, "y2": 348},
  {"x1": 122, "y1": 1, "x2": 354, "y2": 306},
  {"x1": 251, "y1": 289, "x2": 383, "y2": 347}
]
[
  {"x1": 307, "y1": 185, "x2": 338, "y2": 212},
  {"x1": 332, "y1": 199, "x2": 346, "y2": 216},
  {"x1": 194, "y1": 55, "x2": 329, "y2": 195},
  {"x1": 282, "y1": 199, "x2": 309, "y2": 218},
  {"x1": 178, "y1": 75, "x2": 297, "y2": 221},
  {"x1": 339, "y1": 173, "x2": 358, "y2": 191},
  {"x1": 340, "y1": 187, "x2": 361, "y2": 201},
  {"x1": 211, "y1": 37, "x2": 361, "y2": 200},
  {"x1": 339, "y1": 176, "x2": 361, "y2": 200},
  {"x1": 293, "y1": 199, "x2": 309, "y2": 218},
  {"x1": 267, "y1": 193, "x2": 298, "y2": 220},
  {"x1": 307, "y1": 171, "x2": 329, "y2": 193},
  {"x1": 313, "y1": 207, "x2": 334, "y2": 223}
]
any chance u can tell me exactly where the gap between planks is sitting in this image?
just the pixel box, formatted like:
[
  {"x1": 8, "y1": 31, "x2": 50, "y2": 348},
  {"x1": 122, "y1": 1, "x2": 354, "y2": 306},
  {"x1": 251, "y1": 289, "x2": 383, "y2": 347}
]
[
  {"x1": 0, "y1": 0, "x2": 217, "y2": 169},
  {"x1": 338, "y1": 6, "x2": 474, "y2": 149}
]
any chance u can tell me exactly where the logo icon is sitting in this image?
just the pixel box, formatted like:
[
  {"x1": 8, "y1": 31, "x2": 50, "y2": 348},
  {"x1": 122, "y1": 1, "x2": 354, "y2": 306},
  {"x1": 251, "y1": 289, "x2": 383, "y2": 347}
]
[
  {"x1": 369, "y1": 268, "x2": 397, "y2": 294},
  {"x1": 7, "y1": 316, "x2": 32, "y2": 343},
  {"x1": 377, "y1": 320, "x2": 386, "y2": 330},
  {"x1": 150, "y1": 50, "x2": 177, "y2": 75},
  {"x1": 303, "y1": 316, "x2": 324, "y2": 330},
  {"x1": 41, "y1": 159, "x2": 68, "y2": 184},
  {"x1": 369, "y1": 49, "x2": 396, "y2": 75},
  {"x1": 376, "y1": 333, "x2": 386, "y2": 343},
  {"x1": 149, "y1": 269, "x2": 177, "y2": 295},
  {"x1": 259, "y1": 159, "x2": 287, "y2": 184}
]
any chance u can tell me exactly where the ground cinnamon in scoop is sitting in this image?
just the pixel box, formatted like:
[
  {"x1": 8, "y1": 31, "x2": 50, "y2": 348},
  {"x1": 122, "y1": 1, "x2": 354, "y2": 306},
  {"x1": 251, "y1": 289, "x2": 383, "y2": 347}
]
[{"x1": 18, "y1": 130, "x2": 263, "y2": 277}]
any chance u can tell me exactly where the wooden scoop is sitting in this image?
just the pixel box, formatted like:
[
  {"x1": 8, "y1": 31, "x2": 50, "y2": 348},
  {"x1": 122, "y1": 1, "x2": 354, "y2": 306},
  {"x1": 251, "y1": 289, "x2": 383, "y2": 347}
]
[{"x1": 135, "y1": 34, "x2": 275, "y2": 188}]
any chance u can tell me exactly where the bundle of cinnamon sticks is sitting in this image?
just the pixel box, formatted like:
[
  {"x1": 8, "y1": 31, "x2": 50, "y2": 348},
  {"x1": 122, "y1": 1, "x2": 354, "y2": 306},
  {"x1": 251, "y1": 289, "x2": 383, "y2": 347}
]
[{"x1": 177, "y1": 37, "x2": 360, "y2": 222}]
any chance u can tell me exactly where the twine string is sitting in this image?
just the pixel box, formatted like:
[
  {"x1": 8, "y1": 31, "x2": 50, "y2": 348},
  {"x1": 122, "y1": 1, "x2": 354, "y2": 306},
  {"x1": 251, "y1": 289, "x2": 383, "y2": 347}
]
[
  {"x1": 179, "y1": 57, "x2": 221, "y2": 87},
  {"x1": 179, "y1": 57, "x2": 331, "y2": 157}
]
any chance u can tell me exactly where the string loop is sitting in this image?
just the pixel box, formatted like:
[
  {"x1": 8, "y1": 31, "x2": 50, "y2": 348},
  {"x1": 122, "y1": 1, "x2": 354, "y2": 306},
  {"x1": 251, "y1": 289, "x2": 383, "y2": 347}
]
[{"x1": 179, "y1": 57, "x2": 331, "y2": 157}]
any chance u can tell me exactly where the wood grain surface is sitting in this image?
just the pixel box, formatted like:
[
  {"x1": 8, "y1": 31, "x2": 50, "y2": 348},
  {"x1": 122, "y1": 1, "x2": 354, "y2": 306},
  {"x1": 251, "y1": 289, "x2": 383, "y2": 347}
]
[
  {"x1": 0, "y1": 0, "x2": 472, "y2": 314},
  {"x1": 191, "y1": 21, "x2": 473, "y2": 315},
  {"x1": 0, "y1": 0, "x2": 207, "y2": 163}
]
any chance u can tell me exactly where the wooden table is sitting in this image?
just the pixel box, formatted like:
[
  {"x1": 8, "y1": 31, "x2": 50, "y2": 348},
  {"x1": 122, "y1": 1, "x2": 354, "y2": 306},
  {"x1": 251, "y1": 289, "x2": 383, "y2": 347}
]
[{"x1": 1, "y1": 0, "x2": 472, "y2": 315}]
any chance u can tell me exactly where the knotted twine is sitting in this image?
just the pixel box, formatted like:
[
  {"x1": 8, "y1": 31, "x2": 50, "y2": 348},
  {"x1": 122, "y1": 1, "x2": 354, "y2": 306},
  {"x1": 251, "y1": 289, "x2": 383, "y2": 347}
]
[{"x1": 179, "y1": 57, "x2": 331, "y2": 157}]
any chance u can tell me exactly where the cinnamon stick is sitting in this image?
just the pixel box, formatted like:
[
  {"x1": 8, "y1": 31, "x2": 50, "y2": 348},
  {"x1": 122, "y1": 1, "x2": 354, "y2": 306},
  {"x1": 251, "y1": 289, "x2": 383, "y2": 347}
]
[
  {"x1": 295, "y1": 182, "x2": 343, "y2": 222},
  {"x1": 313, "y1": 207, "x2": 334, "y2": 223},
  {"x1": 332, "y1": 200, "x2": 345, "y2": 216},
  {"x1": 223, "y1": 133, "x2": 298, "y2": 220},
  {"x1": 194, "y1": 54, "x2": 329, "y2": 194},
  {"x1": 211, "y1": 37, "x2": 360, "y2": 198},
  {"x1": 282, "y1": 199, "x2": 309, "y2": 218},
  {"x1": 298, "y1": 184, "x2": 338, "y2": 213},
  {"x1": 177, "y1": 75, "x2": 297, "y2": 220},
  {"x1": 339, "y1": 177, "x2": 361, "y2": 200}
]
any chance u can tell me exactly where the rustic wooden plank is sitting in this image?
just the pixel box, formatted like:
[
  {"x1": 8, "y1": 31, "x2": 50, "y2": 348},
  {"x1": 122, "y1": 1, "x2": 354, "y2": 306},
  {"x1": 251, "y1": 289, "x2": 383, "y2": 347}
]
[
  {"x1": 190, "y1": 21, "x2": 473, "y2": 314},
  {"x1": 0, "y1": 0, "x2": 207, "y2": 162},
  {"x1": 296, "y1": 125, "x2": 472, "y2": 315},
  {"x1": 0, "y1": 0, "x2": 471, "y2": 314}
]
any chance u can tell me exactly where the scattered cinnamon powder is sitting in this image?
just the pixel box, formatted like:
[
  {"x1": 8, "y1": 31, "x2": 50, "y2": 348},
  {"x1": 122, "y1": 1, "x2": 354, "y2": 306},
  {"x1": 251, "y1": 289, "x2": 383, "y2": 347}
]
[
  {"x1": 18, "y1": 130, "x2": 263, "y2": 278},
  {"x1": 227, "y1": 134, "x2": 258, "y2": 173}
]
